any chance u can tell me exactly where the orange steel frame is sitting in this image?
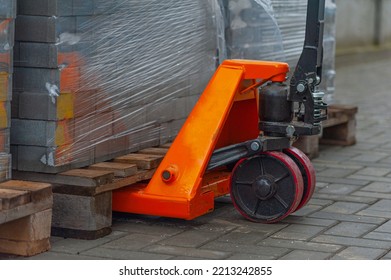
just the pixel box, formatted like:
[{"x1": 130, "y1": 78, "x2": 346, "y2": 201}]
[{"x1": 112, "y1": 60, "x2": 289, "y2": 220}]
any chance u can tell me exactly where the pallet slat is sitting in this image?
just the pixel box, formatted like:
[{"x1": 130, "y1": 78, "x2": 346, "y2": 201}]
[
  {"x1": 139, "y1": 147, "x2": 169, "y2": 156},
  {"x1": 0, "y1": 180, "x2": 52, "y2": 203},
  {"x1": 0, "y1": 189, "x2": 30, "y2": 211},
  {"x1": 96, "y1": 169, "x2": 156, "y2": 195},
  {"x1": 89, "y1": 162, "x2": 138, "y2": 178},
  {"x1": 113, "y1": 153, "x2": 163, "y2": 169},
  {"x1": 0, "y1": 181, "x2": 53, "y2": 225}
]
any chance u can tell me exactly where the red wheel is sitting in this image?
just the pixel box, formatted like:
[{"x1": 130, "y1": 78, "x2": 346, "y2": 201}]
[
  {"x1": 283, "y1": 147, "x2": 316, "y2": 211},
  {"x1": 230, "y1": 151, "x2": 304, "y2": 223}
]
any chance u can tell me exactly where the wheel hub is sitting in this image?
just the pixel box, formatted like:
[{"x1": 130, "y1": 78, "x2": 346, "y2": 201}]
[{"x1": 252, "y1": 175, "x2": 277, "y2": 200}]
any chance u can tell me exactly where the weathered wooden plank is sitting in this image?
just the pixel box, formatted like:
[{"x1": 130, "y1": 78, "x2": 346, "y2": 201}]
[
  {"x1": 328, "y1": 104, "x2": 358, "y2": 116},
  {"x1": 60, "y1": 169, "x2": 115, "y2": 185},
  {"x1": 12, "y1": 171, "x2": 94, "y2": 187},
  {"x1": 13, "y1": 169, "x2": 114, "y2": 187},
  {"x1": 322, "y1": 114, "x2": 349, "y2": 128},
  {"x1": 89, "y1": 162, "x2": 138, "y2": 178},
  {"x1": 0, "y1": 189, "x2": 30, "y2": 211},
  {"x1": 0, "y1": 196, "x2": 52, "y2": 225},
  {"x1": 138, "y1": 147, "x2": 169, "y2": 156},
  {"x1": 160, "y1": 143, "x2": 172, "y2": 148},
  {"x1": 95, "y1": 169, "x2": 156, "y2": 195},
  {"x1": 114, "y1": 153, "x2": 163, "y2": 170},
  {"x1": 0, "y1": 180, "x2": 52, "y2": 203}
]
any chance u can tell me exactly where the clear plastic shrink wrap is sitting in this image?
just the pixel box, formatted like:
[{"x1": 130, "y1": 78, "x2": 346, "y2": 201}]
[
  {"x1": 0, "y1": 0, "x2": 15, "y2": 181},
  {"x1": 320, "y1": 0, "x2": 336, "y2": 104},
  {"x1": 12, "y1": 0, "x2": 223, "y2": 173},
  {"x1": 11, "y1": 0, "x2": 336, "y2": 174},
  {"x1": 222, "y1": 0, "x2": 336, "y2": 101}
]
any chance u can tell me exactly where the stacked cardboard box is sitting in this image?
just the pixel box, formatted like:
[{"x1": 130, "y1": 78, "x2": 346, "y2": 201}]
[
  {"x1": 12, "y1": 0, "x2": 219, "y2": 173},
  {"x1": 0, "y1": 0, "x2": 15, "y2": 181}
]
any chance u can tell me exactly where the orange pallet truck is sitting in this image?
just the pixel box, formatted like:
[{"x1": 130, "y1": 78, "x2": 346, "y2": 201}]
[{"x1": 113, "y1": 0, "x2": 327, "y2": 223}]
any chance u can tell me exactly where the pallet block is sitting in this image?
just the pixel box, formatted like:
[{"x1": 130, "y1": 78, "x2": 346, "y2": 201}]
[
  {"x1": 0, "y1": 209, "x2": 52, "y2": 256},
  {"x1": 51, "y1": 192, "x2": 112, "y2": 240},
  {"x1": 0, "y1": 180, "x2": 52, "y2": 256},
  {"x1": 12, "y1": 152, "x2": 162, "y2": 239}
]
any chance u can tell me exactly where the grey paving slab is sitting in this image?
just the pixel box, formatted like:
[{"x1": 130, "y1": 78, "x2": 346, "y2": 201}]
[
  {"x1": 28, "y1": 252, "x2": 108, "y2": 260},
  {"x1": 380, "y1": 251, "x2": 391, "y2": 260},
  {"x1": 215, "y1": 230, "x2": 270, "y2": 245},
  {"x1": 258, "y1": 238, "x2": 342, "y2": 253},
  {"x1": 278, "y1": 250, "x2": 332, "y2": 260},
  {"x1": 316, "y1": 176, "x2": 370, "y2": 186},
  {"x1": 380, "y1": 155, "x2": 391, "y2": 164},
  {"x1": 201, "y1": 241, "x2": 289, "y2": 258},
  {"x1": 290, "y1": 205, "x2": 323, "y2": 216},
  {"x1": 316, "y1": 168, "x2": 357, "y2": 178},
  {"x1": 363, "y1": 232, "x2": 391, "y2": 242},
  {"x1": 82, "y1": 247, "x2": 173, "y2": 260},
  {"x1": 357, "y1": 200, "x2": 391, "y2": 218},
  {"x1": 211, "y1": 218, "x2": 290, "y2": 234},
  {"x1": 310, "y1": 211, "x2": 387, "y2": 224},
  {"x1": 347, "y1": 162, "x2": 391, "y2": 169},
  {"x1": 374, "y1": 220, "x2": 391, "y2": 233},
  {"x1": 355, "y1": 167, "x2": 391, "y2": 177},
  {"x1": 348, "y1": 175, "x2": 391, "y2": 184},
  {"x1": 351, "y1": 191, "x2": 391, "y2": 200},
  {"x1": 315, "y1": 151, "x2": 359, "y2": 163},
  {"x1": 317, "y1": 183, "x2": 363, "y2": 195},
  {"x1": 330, "y1": 247, "x2": 387, "y2": 260},
  {"x1": 360, "y1": 182, "x2": 391, "y2": 193},
  {"x1": 307, "y1": 198, "x2": 334, "y2": 207},
  {"x1": 49, "y1": 231, "x2": 127, "y2": 255},
  {"x1": 313, "y1": 193, "x2": 377, "y2": 204},
  {"x1": 112, "y1": 221, "x2": 186, "y2": 237},
  {"x1": 312, "y1": 162, "x2": 364, "y2": 170},
  {"x1": 312, "y1": 235, "x2": 391, "y2": 250},
  {"x1": 270, "y1": 224, "x2": 326, "y2": 241},
  {"x1": 282, "y1": 216, "x2": 338, "y2": 227},
  {"x1": 321, "y1": 202, "x2": 369, "y2": 214},
  {"x1": 158, "y1": 230, "x2": 223, "y2": 248},
  {"x1": 169, "y1": 256, "x2": 205, "y2": 260},
  {"x1": 101, "y1": 233, "x2": 167, "y2": 251},
  {"x1": 323, "y1": 222, "x2": 377, "y2": 238},
  {"x1": 227, "y1": 253, "x2": 277, "y2": 260},
  {"x1": 143, "y1": 244, "x2": 232, "y2": 260}
]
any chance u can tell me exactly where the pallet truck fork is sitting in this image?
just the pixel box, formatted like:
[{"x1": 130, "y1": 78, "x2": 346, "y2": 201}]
[{"x1": 113, "y1": 0, "x2": 327, "y2": 223}]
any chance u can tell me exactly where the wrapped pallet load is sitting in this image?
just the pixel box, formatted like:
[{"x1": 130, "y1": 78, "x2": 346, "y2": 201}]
[
  {"x1": 0, "y1": 0, "x2": 15, "y2": 181},
  {"x1": 12, "y1": 0, "x2": 223, "y2": 173},
  {"x1": 11, "y1": 0, "x2": 336, "y2": 174}
]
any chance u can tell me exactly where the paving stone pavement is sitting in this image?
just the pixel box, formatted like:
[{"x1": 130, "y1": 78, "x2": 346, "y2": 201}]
[{"x1": 3, "y1": 49, "x2": 391, "y2": 260}]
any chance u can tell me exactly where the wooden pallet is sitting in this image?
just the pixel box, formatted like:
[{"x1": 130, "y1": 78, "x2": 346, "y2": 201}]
[
  {"x1": 293, "y1": 104, "x2": 358, "y2": 158},
  {"x1": 0, "y1": 180, "x2": 52, "y2": 256},
  {"x1": 321, "y1": 104, "x2": 358, "y2": 146},
  {"x1": 13, "y1": 149, "x2": 168, "y2": 240}
]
